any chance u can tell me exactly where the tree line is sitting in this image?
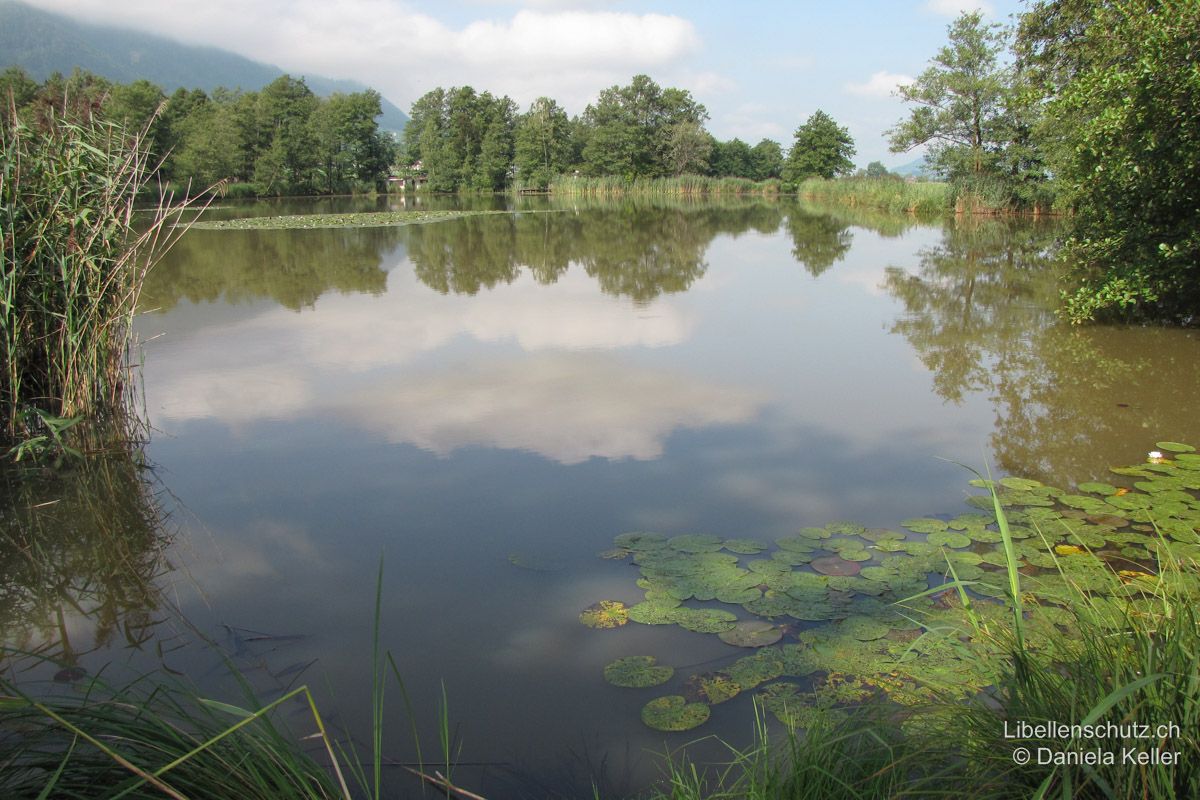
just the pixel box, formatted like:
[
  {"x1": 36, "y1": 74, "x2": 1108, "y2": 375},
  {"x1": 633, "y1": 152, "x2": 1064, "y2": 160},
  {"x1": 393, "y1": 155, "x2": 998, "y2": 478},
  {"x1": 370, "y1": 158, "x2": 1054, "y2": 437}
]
[
  {"x1": 400, "y1": 74, "x2": 859, "y2": 192},
  {"x1": 888, "y1": 1, "x2": 1198, "y2": 322},
  {"x1": 0, "y1": 67, "x2": 394, "y2": 196}
]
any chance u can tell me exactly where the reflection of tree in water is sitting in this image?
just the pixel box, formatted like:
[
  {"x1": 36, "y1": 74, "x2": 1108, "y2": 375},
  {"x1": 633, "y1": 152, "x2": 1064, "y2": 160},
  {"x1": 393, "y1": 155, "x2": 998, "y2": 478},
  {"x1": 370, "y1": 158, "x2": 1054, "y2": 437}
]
[
  {"x1": 141, "y1": 225, "x2": 398, "y2": 312},
  {"x1": 406, "y1": 202, "x2": 785, "y2": 302},
  {"x1": 0, "y1": 433, "x2": 170, "y2": 665},
  {"x1": 884, "y1": 217, "x2": 1200, "y2": 485},
  {"x1": 885, "y1": 219, "x2": 1058, "y2": 404},
  {"x1": 784, "y1": 208, "x2": 854, "y2": 277}
]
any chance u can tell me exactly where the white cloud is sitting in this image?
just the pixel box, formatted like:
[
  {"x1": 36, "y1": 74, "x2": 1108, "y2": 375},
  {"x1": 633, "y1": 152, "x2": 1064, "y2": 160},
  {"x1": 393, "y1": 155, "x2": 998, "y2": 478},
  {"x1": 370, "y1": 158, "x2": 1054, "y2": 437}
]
[
  {"x1": 141, "y1": 263, "x2": 764, "y2": 463},
  {"x1": 719, "y1": 103, "x2": 787, "y2": 143},
  {"x1": 925, "y1": 0, "x2": 994, "y2": 16},
  {"x1": 332, "y1": 354, "x2": 764, "y2": 463},
  {"x1": 26, "y1": 1, "x2": 701, "y2": 114},
  {"x1": 846, "y1": 70, "x2": 914, "y2": 98}
]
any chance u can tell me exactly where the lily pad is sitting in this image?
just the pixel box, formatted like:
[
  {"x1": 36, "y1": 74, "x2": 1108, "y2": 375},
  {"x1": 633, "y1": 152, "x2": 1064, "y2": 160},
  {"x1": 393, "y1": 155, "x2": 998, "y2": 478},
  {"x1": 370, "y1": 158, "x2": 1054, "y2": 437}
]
[
  {"x1": 1156, "y1": 442, "x2": 1196, "y2": 453},
  {"x1": 684, "y1": 672, "x2": 742, "y2": 704},
  {"x1": 927, "y1": 531, "x2": 972, "y2": 549},
  {"x1": 614, "y1": 532, "x2": 668, "y2": 550},
  {"x1": 579, "y1": 600, "x2": 629, "y2": 629},
  {"x1": 628, "y1": 601, "x2": 683, "y2": 625},
  {"x1": 669, "y1": 534, "x2": 723, "y2": 553},
  {"x1": 1077, "y1": 482, "x2": 1119, "y2": 495},
  {"x1": 901, "y1": 518, "x2": 948, "y2": 534},
  {"x1": 723, "y1": 538, "x2": 768, "y2": 554},
  {"x1": 758, "y1": 682, "x2": 817, "y2": 727},
  {"x1": 727, "y1": 651, "x2": 786, "y2": 689},
  {"x1": 604, "y1": 656, "x2": 674, "y2": 688},
  {"x1": 641, "y1": 696, "x2": 710, "y2": 732},
  {"x1": 811, "y1": 556, "x2": 862, "y2": 576},
  {"x1": 674, "y1": 607, "x2": 738, "y2": 633},
  {"x1": 1000, "y1": 476, "x2": 1045, "y2": 491},
  {"x1": 718, "y1": 620, "x2": 785, "y2": 647},
  {"x1": 838, "y1": 615, "x2": 892, "y2": 641}
]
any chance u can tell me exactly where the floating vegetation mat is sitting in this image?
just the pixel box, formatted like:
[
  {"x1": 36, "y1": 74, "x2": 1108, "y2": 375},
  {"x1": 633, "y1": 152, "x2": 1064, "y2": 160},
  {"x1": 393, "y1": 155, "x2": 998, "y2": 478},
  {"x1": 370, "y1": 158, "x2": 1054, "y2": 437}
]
[
  {"x1": 584, "y1": 445, "x2": 1200, "y2": 732},
  {"x1": 190, "y1": 209, "x2": 516, "y2": 230}
]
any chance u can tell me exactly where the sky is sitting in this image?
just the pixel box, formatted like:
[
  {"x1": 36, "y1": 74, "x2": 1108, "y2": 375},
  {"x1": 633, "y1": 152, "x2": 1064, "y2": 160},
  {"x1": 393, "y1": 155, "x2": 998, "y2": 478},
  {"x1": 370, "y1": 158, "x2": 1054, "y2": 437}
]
[{"x1": 26, "y1": 0, "x2": 1025, "y2": 168}]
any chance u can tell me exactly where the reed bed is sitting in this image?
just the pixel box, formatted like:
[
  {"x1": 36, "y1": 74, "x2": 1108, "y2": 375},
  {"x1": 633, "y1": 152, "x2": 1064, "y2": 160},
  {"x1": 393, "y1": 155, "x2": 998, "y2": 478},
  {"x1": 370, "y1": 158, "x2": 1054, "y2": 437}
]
[
  {"x1": 796, "y1": 177, "x2": 953, "y2": 215},
  {"x1": 1, "y1": 107, "x2": 196, "y2": 444},
  {"x1": 547, "y1": 174, "x2": 782, "y2": 197}
]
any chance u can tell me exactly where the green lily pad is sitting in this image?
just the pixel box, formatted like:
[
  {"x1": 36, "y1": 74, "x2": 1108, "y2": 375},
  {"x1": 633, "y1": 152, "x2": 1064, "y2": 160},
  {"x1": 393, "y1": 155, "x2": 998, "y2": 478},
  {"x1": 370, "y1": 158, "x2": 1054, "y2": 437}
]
[
  {"x1": 674, "y1": 607, "x2": 738, "y2": 633},
  {"x1": 797, "y1": 526, "x2": 832, "y2": 540},
  {"x1": 641, "y1": 696, "x2": 710, "y2": 731},
  {"x1": 614, "y1": 531, "x2": 668, "y2": 549},
  {"x1": 757, "y1": 682, "x2": 831, "y2": 728},
  {"x1": 1000, "y1": 476, "x2": 1045, "y2": 491},
  {"x1": 927, "y1": 531, "x2": 972, "y2": 549},
  {"x1": 838, "y1": 615, "x2": 892, "y2": 641},
  {"x1": 580, "y1": 601, "x2": 629, "y2": 628},
  {"x1": 718, "y1": 620, "x2": 785, "y2": 647},
  {"x1": 684, "y1": 672, "x2": 742, "y2": 704},
  {"x1": 727, "y1": 651, "x2": 786, "y2": 689},
  {"x1": 901, "y1": 518, "x2": 949, "y2": 534},
  {"x1": 826, "y1": 521, "x2": 867, "y2": 536},
  {"x1": 627, "y1": 601, "x2": 681, "y2": 625},
  {"x1": 598, "y1": 547, "x2": 632, "y2": 560},
  {"x1": 723, "y1": 538, "x2": 768, "y2": 554},
  {"x1": 771, "y1": 549, "x2": 815, "y2": 566},
  {"x1": 1156, "y1": 442, "x2": 1196, "y2": 453},
  {"x1": 862, "y1": 528, "x2": 906, "y2": 542},
  {"x1": 669, "y1": 534, "x2": 723, "y2": 553},
  {"x1": 604, "y1": 656, "x2": 674, "y2": 688},
  {"x1": 717, "y1": 585, "x2": 763, "y2": 604},
  {"x1": 1078, "y1": 482, "x2": 1118, "y2": 495},
  {"x1": 775, "y1": 536, "x2": 818, "y2": 553},
  {"x1": 811, "y1": 556, "x2": 862, "y2": 576}
]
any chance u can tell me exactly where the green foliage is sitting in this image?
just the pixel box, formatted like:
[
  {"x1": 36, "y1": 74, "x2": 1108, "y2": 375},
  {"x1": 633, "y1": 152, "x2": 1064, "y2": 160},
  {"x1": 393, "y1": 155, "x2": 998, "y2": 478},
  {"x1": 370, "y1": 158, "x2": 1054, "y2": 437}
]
[
  {"x1": 782, "y1": 110, "x2": 855, "y2": 182},
  {"x1": 405, "y1": 86, "x2": 517, "y2": 192},
  {"x1": 513, "y1": 97, "x2": 571, "y2": 190},
  {"x1": 580, "y1": 75, "x2": 709, "y2": 179},
  {"x1": 890, "y1": 12, "x2": 1011, "y2": 183},
  {"x1": 1034, "y1": 1, "x2": 1200, "y2": 322}
]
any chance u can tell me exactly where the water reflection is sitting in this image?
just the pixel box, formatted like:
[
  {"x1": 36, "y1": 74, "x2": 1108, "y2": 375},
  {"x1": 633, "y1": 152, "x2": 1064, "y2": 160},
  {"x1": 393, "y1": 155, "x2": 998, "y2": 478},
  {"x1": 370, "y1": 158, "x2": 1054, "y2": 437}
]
[
  {"x1": 0, "y1": 439, "x2": 169, "y2": 664},
  {"x1": 785, "y1": 208, "x2": 854, "y2": 277},
  {"x1": 142, "y1": 226, "x2": 398, "y2": 311},
  {"x1": 407, "y1": 203, "x2": 786, "y2": 302},
  {"x1": 885, "y1": 217, "x2": 1200, "y2": 484}
]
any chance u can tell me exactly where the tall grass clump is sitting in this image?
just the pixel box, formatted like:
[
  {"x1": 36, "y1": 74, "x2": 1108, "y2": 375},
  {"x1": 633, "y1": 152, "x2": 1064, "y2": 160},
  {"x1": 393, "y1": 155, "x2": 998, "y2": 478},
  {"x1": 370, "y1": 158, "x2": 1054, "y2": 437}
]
[
  {"x1": 944, "y1": 541, "x2": 1200, "y2": 798},
  {"x1": 796, "y1": 177, "x2": 952, "y2": 215},
  {"x1": 0, "y1": 665, "x2": 348, "y2": 800},
  {"x1": 647, "y1": 704, "x2": 941, "y2": 800},
  {"x1": 1, "y1": 104, "x2": 195, "y2": 444},
  {"x1": 547, "y1": 174, "x2": 781, "y2": 197}
]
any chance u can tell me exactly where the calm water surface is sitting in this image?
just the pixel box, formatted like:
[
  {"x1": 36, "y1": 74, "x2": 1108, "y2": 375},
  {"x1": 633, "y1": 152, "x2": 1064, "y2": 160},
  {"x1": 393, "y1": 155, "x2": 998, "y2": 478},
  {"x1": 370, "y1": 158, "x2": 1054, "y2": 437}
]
[{"x1": 6, "y1": 196, "x2": 1199, "y2": 797}]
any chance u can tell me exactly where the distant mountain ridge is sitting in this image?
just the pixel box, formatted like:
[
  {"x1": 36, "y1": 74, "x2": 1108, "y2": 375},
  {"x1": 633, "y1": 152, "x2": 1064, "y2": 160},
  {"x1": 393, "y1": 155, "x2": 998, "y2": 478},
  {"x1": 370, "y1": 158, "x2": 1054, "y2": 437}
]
[
  {"x1": 892, "y1": 156, "x2": 934, "y2": 179},
  {"x1": 0, "y1": 0, "x2": 410, "y2": 132}
]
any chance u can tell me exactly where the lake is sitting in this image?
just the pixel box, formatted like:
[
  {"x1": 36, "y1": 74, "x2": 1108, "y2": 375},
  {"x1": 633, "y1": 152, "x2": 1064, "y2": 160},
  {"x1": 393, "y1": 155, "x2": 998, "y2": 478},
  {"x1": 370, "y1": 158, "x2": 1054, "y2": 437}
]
[{"x1": 5, "y1": 195, "x2": 1199, "y2": 797}]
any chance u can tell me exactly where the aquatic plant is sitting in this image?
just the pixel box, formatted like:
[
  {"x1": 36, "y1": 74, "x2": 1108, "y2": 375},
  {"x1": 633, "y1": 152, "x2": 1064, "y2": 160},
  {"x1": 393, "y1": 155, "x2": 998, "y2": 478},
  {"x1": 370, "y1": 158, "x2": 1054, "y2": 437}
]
[{"x1": 1, "y1": 107, "x2": 200, "y2": 443}]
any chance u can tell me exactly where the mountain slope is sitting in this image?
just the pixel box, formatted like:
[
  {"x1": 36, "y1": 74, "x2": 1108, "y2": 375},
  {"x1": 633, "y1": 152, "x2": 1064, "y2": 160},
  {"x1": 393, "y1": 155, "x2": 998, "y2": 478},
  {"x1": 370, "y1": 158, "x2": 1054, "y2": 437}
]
[{"x1": 0, "y1": 1, "x2": 410, "y2": 132}]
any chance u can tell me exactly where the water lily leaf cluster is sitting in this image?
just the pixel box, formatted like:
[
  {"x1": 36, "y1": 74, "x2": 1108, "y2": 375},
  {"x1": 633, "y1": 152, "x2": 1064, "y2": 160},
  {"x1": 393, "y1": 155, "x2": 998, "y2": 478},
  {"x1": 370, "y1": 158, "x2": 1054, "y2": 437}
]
[{"x1": 589, "y1": 445, "x2": 1200, "y2": 733}]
